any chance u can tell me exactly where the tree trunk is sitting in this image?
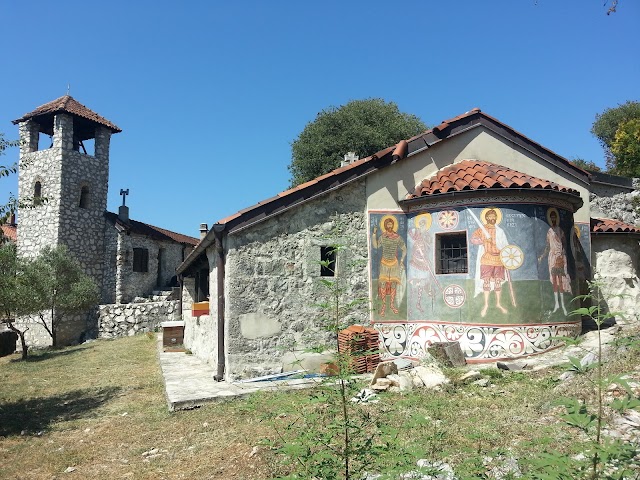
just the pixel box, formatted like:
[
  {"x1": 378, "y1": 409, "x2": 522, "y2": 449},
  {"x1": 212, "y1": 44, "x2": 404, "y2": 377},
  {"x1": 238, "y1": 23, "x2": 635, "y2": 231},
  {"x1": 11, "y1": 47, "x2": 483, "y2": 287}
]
[{"x1": 18, "y1": 332, "x2": 28, "y2": 360}]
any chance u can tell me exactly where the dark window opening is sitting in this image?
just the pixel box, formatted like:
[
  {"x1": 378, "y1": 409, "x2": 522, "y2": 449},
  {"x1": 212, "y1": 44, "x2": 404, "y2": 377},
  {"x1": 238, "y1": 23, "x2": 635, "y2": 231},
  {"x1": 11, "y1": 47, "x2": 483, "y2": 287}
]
[
  {"x1": 79, "y1": 186, "x2": 89, "y2": 208},
  {"x1": 33, "y1": 181, "x2": 43, "y2": 206},
  {"x1": 133, "y1": 248, "x2": 149, "y2": 273},
  {"x1": 436, "y1": 233, "x2": 468, "y2": 274},
  {"x1": 195, "y1": 270, "x2": 209, "y2": 302},
  {"x1": 320, "y1": 246, "x2": 336, "y2": 277}
]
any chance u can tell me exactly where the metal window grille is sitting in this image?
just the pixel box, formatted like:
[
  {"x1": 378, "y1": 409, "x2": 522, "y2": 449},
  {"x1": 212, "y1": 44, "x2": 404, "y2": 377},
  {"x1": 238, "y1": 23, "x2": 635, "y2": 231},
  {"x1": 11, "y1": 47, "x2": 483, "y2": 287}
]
[
  {"x1": 437, "y1": 233, "x2": 468, "y2": 274},
  {"x1": 133, "y1": 248, "x2": 149, "y2": 273}
]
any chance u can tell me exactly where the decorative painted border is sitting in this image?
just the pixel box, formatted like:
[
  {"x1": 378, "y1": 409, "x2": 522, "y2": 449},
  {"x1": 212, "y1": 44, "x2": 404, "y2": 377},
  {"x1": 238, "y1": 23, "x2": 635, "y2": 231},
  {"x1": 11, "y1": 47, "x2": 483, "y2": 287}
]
[
  {"x1": 404, "y1": 194, "x2": 576, "y2": 214},
  {"x1": 374, "y1": 321, "x2": 581, "y2": 363}
]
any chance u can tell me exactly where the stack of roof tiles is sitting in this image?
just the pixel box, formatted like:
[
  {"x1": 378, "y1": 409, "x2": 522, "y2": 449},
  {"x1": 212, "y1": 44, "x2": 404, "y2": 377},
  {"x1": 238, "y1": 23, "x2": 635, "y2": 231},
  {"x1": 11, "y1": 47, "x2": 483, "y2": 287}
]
[{"x1": 337, "y1": 325, "x2": 380, "y2": 374}]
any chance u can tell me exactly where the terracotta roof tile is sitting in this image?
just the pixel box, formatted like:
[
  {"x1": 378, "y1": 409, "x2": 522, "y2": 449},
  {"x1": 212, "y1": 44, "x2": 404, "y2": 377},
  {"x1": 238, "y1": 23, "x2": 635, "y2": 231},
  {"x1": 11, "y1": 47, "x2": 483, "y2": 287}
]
[
  {"x1": 1, "y1": 224, "x2": 17, "y2": 242},
  {"x1": 590, "y1": 217, "x2": 640, "y2": 234},
  {"x1": 409, "y1": 160, "x2": 580, "y2": 197},
  {"x1": 104, "y1": 212, "x2": 199, "y2": 245},
  {"x1": 13, "y1": 95, "x2": 122, "y2": 133}
]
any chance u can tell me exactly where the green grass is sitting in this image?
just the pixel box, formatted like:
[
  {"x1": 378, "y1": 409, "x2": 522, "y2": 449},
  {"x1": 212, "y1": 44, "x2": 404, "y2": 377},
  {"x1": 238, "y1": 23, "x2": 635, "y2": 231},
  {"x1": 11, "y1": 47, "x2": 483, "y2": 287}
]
[{"x1": 1, "y1": 331, "x2": 638, "y2": 479}]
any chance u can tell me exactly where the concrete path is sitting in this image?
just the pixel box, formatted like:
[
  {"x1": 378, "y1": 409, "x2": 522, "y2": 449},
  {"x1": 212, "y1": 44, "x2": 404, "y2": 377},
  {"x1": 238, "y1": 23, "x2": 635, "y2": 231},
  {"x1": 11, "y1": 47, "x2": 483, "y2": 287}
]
[
  {"x1": 157, "y1": 339, "x2": 323, "y2": 411},
  {"x1": 157, "y1": 327, "x2": 622, "y2": 411}
]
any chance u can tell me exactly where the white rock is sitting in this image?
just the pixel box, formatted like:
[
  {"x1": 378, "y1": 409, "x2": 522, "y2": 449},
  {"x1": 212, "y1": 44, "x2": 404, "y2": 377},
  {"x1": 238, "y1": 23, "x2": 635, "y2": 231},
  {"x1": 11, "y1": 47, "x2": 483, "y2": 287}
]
[{"x1": 414, "y1": 365, "x2": 450, "y2": 389}]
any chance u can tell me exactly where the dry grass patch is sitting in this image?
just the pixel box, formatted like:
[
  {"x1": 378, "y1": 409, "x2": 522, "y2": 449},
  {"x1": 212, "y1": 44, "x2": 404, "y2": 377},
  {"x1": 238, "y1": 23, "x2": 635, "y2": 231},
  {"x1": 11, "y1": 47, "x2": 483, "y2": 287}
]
[
  {"x1": 1, "y1": 330, "x2": 639, "y2": 479},
  {"x1": 0, "y1": 335, "x2": 274, "y2": 480}
]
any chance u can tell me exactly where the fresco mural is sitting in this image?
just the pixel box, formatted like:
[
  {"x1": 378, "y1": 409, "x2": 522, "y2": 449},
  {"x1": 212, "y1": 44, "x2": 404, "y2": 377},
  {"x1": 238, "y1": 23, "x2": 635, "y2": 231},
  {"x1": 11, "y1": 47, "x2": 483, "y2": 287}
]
[
  {"x1": 369, "y1": 203, "x2": 588, "y2": 362},
  {"x1": 370, "y1": 214, "x2": 408, "y2": 319}
]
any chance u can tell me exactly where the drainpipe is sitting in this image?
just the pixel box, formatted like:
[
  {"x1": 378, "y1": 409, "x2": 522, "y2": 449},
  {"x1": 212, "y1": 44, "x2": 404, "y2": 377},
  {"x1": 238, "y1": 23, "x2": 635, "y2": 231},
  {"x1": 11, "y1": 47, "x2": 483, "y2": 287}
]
[
  {"x1": 213, "y1": 227, "x2": 226, "y2": 381},
  {"x1": 177, "y1": 274, "x2": 183, "y2": 320}
]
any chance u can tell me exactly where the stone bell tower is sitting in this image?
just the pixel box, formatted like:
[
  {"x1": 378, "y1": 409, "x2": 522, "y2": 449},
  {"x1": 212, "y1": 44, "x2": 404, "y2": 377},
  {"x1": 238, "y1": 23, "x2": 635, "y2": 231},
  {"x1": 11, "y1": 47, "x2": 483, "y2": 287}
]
[{"x1": 12, "y1": 95, "x2": 121, "y2": 291}]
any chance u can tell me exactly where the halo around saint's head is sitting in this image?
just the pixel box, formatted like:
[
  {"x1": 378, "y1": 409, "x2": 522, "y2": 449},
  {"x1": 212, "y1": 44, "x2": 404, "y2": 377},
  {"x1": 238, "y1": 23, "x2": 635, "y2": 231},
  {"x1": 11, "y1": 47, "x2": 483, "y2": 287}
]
[
  {"x1": 480, "y1": 207, "x2": 503, "y2": 225},
  {"x1": 380, "y1": 214, "x2": 399, "y2": 233},
  {"x1": 546, "y1": 207, "x2": 560, "y2": 225},
  {"x1": 413, "y1": 213, "x2": 432, "y2": 230}
]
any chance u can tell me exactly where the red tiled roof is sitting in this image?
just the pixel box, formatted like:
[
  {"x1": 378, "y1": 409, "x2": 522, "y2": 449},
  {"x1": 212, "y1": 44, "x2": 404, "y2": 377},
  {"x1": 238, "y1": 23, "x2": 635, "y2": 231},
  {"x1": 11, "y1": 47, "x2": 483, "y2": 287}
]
[
  {"x1": 409, "y1": 160, "x2": 581, "y2": 197},
  {"x1": 104, "y1": 212, "x2": 199, "y2": 245},
  {"x1": 590, "y1": 217, "x2": 640, "y2": 234},
  {"x1": 13, "y1": 95, "x2": 122, "y2": 133},
  {"x1": 1, "y1": 224, "x2": 17, "y2": 242},
  {"x1": 216, "y1": 144, "x2": 397, "y2": 227},
  {"x1": 177, "y1": 108, "x2": 590, "y2": 275}
]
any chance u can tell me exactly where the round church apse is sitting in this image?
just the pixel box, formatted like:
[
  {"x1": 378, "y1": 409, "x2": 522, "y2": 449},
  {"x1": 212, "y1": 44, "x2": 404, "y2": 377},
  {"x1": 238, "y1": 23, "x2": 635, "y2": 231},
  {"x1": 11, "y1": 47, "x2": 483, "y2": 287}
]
[{"x1": 369, "y1": 201, "x2": 587, "y2": 363}]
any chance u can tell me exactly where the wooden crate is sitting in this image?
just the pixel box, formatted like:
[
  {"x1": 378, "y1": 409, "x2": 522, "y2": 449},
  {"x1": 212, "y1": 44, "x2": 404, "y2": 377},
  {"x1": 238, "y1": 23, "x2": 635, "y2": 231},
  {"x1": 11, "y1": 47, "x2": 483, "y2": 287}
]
[{"x1": 162, "y1": 321, "x2": 185, "y2": 347}]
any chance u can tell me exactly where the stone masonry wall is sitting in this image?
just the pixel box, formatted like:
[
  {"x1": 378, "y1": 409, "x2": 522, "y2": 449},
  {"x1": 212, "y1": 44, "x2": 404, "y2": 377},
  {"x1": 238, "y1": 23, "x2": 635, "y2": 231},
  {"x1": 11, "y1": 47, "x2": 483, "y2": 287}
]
[
  {"x1": 101, "y1": 227, "x2": 118, "y2": 303},
  {"x1": 114, "y1": 232, "x2": 185, "y2": 304},
  {"x1": 590, "y1": 178, "x2": 640, "y2": 226},
  {"x1": 18, "y1": 311, "x2": 97, "y2": 348},
  {"x1": 17, "y1": 126, "x2": 62, "y2": 259},
  {"x1": 591, "y1": 235, "x2": 640, "y2": 323},
  {"x1": 588, "y1": 179, "x2": 640, "y2": 324},
  {"x1": 183, "y1": 253, "x2": 218, "y2": 366},
  {"x1": 98, "y1": 300, "x2": 179, "y2": 338},
  {"x1": 223, "y1": 180, "x2": 369, "y2": 380}
]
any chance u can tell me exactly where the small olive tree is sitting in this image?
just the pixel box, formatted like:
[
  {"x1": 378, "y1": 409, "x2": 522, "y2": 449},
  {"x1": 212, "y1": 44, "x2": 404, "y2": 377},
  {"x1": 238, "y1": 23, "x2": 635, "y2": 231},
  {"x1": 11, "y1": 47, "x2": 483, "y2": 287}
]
[
  {"x1": 25, "y1": 246, "x2": 99, "y2": 347},
  {"x1": 0, "y1": 243, "x2": 32, "y2": 359}
]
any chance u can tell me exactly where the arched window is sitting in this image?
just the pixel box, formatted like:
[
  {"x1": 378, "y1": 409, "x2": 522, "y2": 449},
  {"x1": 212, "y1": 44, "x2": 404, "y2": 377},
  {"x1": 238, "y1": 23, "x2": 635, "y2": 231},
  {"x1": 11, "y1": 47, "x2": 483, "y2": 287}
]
[
  {"x1": 34, "y1": 181, "x2": 42, "y2": 206},
  {"x1": 79, "y1": 186, "x2": 89, "y2": 208}
]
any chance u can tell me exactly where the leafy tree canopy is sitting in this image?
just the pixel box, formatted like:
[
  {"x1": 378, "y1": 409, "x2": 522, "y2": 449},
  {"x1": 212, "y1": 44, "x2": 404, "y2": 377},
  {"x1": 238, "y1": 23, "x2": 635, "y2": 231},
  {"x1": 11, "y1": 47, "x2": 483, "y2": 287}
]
[
  {"x1": 289, "y1": 99, "x2": 427, "y2": 186},
  {"x1": 25, "y1": 245, "x2": 99, "y2": 347},
  {"x1": 591, "y1": 100, "x2": 640, "y2": 174},
  {"x1": 610, "y1": 118, "x2": 640, "y2": 178},
  {"x1": 569, "y1": 158, "x2": 602, "y2": 173}
]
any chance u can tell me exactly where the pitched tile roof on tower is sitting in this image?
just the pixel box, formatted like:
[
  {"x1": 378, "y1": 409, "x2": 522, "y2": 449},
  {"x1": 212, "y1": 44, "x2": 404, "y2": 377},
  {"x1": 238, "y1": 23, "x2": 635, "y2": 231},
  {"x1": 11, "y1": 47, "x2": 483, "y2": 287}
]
[
  {"x1": 13, "y1": 95, "x2": 122, "y2": 133},
  {"x1": 409, "y1": 160, "x2": 581, "y2": 197},
  {"x1": 104, "y1": 212, "x2": 199, "y2": 245},
  {"x1": 590, "y1": 217, "x2": 640, "y2": 234}
]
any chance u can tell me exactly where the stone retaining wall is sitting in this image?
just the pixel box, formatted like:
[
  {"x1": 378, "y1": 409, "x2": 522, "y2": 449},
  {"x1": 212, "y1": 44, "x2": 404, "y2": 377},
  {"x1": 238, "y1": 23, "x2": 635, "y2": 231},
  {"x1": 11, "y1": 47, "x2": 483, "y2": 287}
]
[{"x1": 98, "y1": 300, "x2": 179, "y2": 338}]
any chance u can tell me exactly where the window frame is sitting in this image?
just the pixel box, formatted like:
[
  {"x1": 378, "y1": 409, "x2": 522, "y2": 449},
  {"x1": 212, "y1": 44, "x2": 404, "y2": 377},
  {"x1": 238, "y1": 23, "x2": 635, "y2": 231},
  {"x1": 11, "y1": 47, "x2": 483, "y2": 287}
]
[
  {"x1": 132, "y1": 247, "x2": 149, "y2": 273},
  {"x1": 320, "y1": 245, "x2": 337, "y2": 277},
  {"x1": 435, "y1": 231, "x2": 468, "y2": 275}
]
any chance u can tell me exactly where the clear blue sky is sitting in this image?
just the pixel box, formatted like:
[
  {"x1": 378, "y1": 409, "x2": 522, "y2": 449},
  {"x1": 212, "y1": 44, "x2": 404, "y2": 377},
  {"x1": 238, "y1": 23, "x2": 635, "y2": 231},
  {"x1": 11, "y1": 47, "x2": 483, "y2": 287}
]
[{"x1": 1, "y1": 1, "x2": 638, "y2": 237}]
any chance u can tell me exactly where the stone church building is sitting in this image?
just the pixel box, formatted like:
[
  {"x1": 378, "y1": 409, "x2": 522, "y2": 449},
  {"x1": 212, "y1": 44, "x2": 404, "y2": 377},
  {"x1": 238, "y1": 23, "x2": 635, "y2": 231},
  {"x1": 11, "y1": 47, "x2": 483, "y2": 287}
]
[
  {"x1": 176, "y1": 108, "x2": 640, "y2": 381},
  {"x1": 7, "y1": 96, "x2": 640, "y2": 376},
  {"x1": 12, "y1": 95, "x2": 198, "y2": 346}
]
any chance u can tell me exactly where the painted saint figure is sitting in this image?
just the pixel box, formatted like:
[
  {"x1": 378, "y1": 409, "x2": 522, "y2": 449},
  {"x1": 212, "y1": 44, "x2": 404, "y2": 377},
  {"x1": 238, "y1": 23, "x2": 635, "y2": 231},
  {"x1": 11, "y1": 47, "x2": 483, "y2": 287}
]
[
  {"x1": 372, "y1": 215, "x2": 407, "y2": 317},
  {"x1": 470, "y1": 208, "x2": 509, "y2": 317},
  {"x1": 408, "y1": 213, "x2": 439, "y2": 314},
  {"x1": 538, "y1": 208, "x2": 572, "y2": 315}
]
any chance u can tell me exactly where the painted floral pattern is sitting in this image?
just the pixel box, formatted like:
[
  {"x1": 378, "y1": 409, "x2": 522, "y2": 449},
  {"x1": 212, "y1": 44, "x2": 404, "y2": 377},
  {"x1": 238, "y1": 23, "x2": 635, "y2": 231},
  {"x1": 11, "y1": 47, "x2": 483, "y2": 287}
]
[{"x1": 376, "y1": 322, "x2": 580, "y2": 362}]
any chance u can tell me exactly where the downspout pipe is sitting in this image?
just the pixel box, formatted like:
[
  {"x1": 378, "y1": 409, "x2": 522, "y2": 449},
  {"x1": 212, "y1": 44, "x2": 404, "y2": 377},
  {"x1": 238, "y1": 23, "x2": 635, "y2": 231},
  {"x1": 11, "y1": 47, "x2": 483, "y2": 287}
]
[{"x1": 213, "y1": 226, "x2": 226, "y2": 381}]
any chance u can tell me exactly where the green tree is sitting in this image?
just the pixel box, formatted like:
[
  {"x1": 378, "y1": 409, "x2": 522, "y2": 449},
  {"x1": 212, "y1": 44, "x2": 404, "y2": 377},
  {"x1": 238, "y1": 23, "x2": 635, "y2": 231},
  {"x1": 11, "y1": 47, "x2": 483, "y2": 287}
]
[
  {"x1": 570, "y1": 158, "x2": 602, "y2": 173},
  {"x1": 0, "y1": 133, "x2": 20, "y2": 241},
  {"x1": 610, "y1": 118, "x2": 640, "y2": 178},
  {"x1": 591, "y1": 100, "x2": 640, "y2": 174},
  {"x1": 289, "y1": 99, "x2": 427, "y2": 186},
  {"x1": 0, "y1": 243, "x2": 32, "y2": 359},
  {"x1": 25, "y1": 246, "x2": 99, "y2": 347}
]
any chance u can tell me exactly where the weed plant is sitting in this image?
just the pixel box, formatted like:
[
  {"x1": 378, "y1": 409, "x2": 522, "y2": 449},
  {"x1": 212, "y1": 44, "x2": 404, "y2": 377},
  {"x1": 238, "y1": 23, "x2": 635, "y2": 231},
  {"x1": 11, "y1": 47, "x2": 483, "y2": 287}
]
[{"x1": 525, "y1": 279, "x2": 640, "y2": 479}]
